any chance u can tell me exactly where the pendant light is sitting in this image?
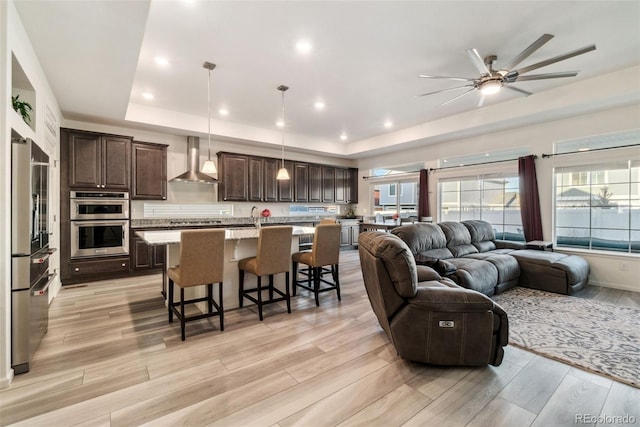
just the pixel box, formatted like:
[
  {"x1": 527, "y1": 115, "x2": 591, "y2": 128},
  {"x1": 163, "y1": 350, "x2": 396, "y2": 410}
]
[
  {"x1": 201, "y1": 61, "x2": 217, "y2": 175},
  {"x1": 276, "y1": 85, "x2": 290, "y2": 180}
]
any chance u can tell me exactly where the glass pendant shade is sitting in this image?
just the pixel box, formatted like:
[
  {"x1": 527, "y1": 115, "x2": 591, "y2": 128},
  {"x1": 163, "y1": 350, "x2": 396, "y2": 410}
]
[
  {"x1": 202, "y1": 160, "x2": 217, "y2": 174},
  {"x1": 276, "y1": 166, "x2": 290, "y2": 180}
]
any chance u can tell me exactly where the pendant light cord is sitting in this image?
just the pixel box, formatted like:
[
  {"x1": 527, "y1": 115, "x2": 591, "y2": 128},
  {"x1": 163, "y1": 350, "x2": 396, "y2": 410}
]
[
  {"x1": 281, "y1": 88, "x2": 285, "y2": 168},
  {"x1": 207, "y1": 67, "x2": 212, "y2": 161}
]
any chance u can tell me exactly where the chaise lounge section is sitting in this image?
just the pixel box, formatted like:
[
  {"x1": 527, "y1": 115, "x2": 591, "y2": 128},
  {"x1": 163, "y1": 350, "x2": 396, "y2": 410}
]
[{"x1": 391, "y1": 220, "x2": 589, "y2": 296}]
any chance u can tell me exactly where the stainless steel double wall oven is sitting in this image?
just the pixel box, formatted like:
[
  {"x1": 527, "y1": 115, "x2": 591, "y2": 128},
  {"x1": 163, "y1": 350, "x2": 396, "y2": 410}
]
[{"x1": 70, "y1": 191, "x2": 130, "y2": 258}]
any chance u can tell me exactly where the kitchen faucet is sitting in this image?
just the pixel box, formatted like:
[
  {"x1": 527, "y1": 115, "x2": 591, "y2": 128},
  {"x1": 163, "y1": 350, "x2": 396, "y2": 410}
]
[{"x1": 250, "y1": 206, "x2": 261, "y2": 229}]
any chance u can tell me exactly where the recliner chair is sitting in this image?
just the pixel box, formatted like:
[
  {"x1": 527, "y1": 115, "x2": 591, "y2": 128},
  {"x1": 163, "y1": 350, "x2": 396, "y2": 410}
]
[{"x1": 358, "y1": 231, "x2": 509, "y2": 366}]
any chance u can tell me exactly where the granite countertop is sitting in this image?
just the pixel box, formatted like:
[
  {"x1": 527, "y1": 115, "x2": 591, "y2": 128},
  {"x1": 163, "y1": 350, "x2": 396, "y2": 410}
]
[
  {"x1": 131, "y1": 216, "x2": 362, "y2": 229},
  {"x1": 136, "y1": 226, "x2": 315, "y2": 245}
]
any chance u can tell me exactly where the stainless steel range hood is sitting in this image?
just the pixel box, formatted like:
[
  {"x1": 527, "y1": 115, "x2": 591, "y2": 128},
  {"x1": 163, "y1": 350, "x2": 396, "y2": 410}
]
[{"x1": 170, "y1": 136, "x2": 218, "y2": 184}]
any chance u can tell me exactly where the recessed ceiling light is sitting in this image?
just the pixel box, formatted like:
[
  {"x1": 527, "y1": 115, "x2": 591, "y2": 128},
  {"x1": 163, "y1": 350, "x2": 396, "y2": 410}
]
[
  {"x1": 485, "y1": 153, "x2": 490, "y2": 156},
  {"x1": 276, "y1": 120, "x2": 284, "y2": 128},
  {"x1": 154, "y1": 56, "x2": 169, "y2": 67},
  {"x1": 296, "y1": 39, "x2": 312, "y2": 54},
  {"x1": 142, "y1": 92, "x2": 154, "y2": 100},
  {"x1": 443, "y1": 159, "x2": 449, "y2": 163},
  {"x1": 384, "y1": 120, "x2": 393, "y2": 129},
  {"x1": 578, "y1": 147, "x2": 590, "y2": 152},
  {"x1": 314, "y1": 101, "x2": 325, "y2": 111},
  {"x1": 219, "y1": 108, "x2": 229, "y2": 116},
  {"x1": 340, "y1": 133, "x2": 348, "y2": 141}
]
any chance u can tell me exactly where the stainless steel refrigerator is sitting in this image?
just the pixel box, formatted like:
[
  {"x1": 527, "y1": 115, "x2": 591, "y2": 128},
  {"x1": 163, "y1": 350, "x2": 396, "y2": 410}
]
[{"x1": 11, "y1": 133, "x2": 55, "y2": 374}]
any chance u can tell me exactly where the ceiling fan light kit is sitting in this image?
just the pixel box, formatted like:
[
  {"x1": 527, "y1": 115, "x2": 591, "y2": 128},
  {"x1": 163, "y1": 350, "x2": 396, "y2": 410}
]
[{"x1": 418, "y1": 34, "x2": 596, "y2": 105}]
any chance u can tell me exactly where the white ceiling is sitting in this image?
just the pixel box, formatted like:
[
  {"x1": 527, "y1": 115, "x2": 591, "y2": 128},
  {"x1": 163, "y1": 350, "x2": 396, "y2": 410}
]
[{"x1": 14, "y1": 0, "x2": 640, "y2": 158}]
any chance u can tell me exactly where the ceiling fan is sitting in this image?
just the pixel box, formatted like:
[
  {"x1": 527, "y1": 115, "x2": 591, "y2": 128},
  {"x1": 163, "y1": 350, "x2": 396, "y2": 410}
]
[{"x1": 417, "y1": 34, "x2": 596, "y2": 106}]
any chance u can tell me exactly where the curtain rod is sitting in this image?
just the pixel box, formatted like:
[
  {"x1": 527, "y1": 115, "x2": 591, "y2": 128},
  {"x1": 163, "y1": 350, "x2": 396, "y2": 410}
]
[
  {"x1": 429, "y1": 155, "x2": 536, "y2": 172},
  {"x1": 541, "y1": 143, "x2": 640, "y2": 158},
  {"x1": 362, "y1": 171, "x2": 421, "y2": 180}
]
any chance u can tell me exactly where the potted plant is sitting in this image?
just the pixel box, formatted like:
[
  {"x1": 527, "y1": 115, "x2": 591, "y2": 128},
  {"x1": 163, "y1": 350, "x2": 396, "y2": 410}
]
[{"x1": 12, "y1": 95, "x2": 32, "y2": 125}]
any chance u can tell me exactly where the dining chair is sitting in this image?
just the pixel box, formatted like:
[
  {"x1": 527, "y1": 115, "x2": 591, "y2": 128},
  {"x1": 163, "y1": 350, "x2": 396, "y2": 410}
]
[
  {"x1": 167, "y1": 229, "x2": 225, "y2": 341},
  {"x1": 238, "y1": 226, "x2": 293, "y2": 320},
  {"x1": 291, "y1": 223, "x2": 342, "y2": 306}
]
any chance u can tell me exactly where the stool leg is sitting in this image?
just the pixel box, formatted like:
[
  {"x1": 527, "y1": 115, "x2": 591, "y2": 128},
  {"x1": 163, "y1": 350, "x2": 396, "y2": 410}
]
[
  {"x1": 180, "y1": 288, "x2": 186, "y2": 341},
  {"x1": 268, "y1": 274, "x2": 274, "y2": 300},
  {"x1": 335, "y1": 264, "x2": 341, "y2": 301},
  {"x1": 292, "y1": 261, "x2": 298, "y2": 296},
  {"x1": 285, "y1": 271, "x2": 291, "y2": 313},
  {"x1": 219, "y1": 281, "x2": 224, "y2": 331},
  {"x1": 207, "y1": 283, "x2": 213, "y2": 314},
  {"x1": 257, "y1": 275, "x2": 263, "y2": 321},
  {"x1": 168, "y1": 278, "x2": 174, "y2": 323},
  {"x1": 314, "y1": 267, "x2": 320, "y2": 307},
  {"x1": 238, "y1": 269, "x2": 245, "y2": 308}
]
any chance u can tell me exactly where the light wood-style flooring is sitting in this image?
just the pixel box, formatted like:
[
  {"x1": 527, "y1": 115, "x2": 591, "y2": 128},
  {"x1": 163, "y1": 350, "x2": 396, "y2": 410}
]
[{"x1": 2, "y1": 250, "x2": 639, "y2": 426}]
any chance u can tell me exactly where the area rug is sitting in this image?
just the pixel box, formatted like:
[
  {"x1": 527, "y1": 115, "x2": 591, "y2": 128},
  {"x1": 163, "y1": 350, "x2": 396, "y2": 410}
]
[{"x1": 492, "y1": 287, "x2": 640, "y2": 388}]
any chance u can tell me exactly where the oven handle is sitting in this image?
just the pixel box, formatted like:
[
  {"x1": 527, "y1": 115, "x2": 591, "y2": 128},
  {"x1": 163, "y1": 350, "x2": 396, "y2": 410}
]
[{"x1": 32, "y1": 273, "x2": 56, "y2": 296}]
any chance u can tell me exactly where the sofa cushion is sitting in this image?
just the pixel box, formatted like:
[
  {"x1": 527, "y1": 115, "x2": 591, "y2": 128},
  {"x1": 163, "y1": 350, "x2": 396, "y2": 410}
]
[
  {"x1": 463, "y1": 220, "x2": 496, "y2": 242},
  {"x1": 360, "y1": 232, "x2": 418, "y2": 298},
  {"x1": 446, "y1": 258, "x2": 499, "y2": 296},
  {"x1": 474, "y1": 240, "x2": 497, "y2": 253},
  {"x1": 438, "y1": 221, "x2": 479, "y2": 257},
  {"x1": 392, "y1": 223, "x2": 448, "y2": 255}
]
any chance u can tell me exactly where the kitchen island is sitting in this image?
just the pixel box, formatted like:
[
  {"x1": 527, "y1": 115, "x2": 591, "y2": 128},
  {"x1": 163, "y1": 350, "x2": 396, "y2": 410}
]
[{"x1": 136, "y1": 226, "x2": 315, "y2": 311}]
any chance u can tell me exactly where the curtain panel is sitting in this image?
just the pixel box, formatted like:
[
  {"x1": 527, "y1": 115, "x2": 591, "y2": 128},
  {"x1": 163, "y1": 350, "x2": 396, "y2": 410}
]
[{"x1": 518, "y1": 155, "x2": 543, "y2": 241}]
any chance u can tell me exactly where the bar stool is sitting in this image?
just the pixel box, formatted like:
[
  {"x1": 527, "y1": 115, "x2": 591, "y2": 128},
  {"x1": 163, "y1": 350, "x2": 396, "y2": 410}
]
[
  {"x1": 292, "y1": 223, "x2": 342, "y2": 306},
  {"x1": 168, "y1": 229, "x2": 225, "y2": 341},
  {"x1": 238, "y1": 226, "x2": 293, "y2": 321},
  {"x1": 319, "y1": 218, "x2": 337, "y2": 224}
]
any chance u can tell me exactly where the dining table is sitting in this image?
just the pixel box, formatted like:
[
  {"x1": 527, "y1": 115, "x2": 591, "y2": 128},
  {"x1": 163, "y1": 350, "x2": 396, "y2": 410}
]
[{"x1": 136, "y1": 226, "x2": 315, "y2": 311}]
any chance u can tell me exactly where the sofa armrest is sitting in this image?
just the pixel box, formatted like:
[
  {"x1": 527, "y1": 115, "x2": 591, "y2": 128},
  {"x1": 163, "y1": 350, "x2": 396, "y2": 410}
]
[
  {"x1": 416, "y1": 265, "x2": 442, "y2": 282},
  {"x1": 409, "y1": 287, "x2": 495, "y2": 312},
  {"x1": 494, "y1": 240, "x2": 525, "y2": 250}
]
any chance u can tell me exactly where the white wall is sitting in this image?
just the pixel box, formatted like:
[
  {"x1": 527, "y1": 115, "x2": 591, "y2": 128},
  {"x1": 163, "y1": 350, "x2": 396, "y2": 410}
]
[
  {"x1": 1, "y1": 0, "x2": 63, "y2": 388},
  {"x1": 356, "y1": 103, "x2": 640, "y2": 292}
]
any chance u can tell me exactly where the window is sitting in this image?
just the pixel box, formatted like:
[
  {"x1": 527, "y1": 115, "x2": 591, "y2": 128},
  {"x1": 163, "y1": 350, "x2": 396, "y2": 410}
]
[
  {"x1": 371, "y1": 180, "x2": 418, "y2": 221},
  {"x1": 554, "y1": 161, "x2": 640, "y2": 253},
  {"x1": 438, "y1": 174, "x2": 523, "y2": 241}
]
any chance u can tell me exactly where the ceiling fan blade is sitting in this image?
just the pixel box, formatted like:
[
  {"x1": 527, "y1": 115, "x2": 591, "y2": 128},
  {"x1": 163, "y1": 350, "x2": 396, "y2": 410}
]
[
  {"x1": 440, "y1": 88, "x2": 477, "y2": 106},
  {"x1": 514, "y1": 71, "x2": 579, "y2": 82},
  {"x1": 419, "y1": 75, "x2": 476, "y2": 82},
  {"x1": 501, "y1": 34, "x2": 554, "y2": 71},
  {"x1": 513, "y1": 44, "x2": 596, "y2": 76},
  {"x1": 466, "y1": 49, "x2": 491, "y2": 75},
  {"x1": 415, "y1": 84, "x2": 474, "y2": 97},
  {"x1": 504, "y1": 85, "x2": 533, "y2": 96},
  {"x1": 477, "y1": 95, "x2": 485, "y2": 108}
]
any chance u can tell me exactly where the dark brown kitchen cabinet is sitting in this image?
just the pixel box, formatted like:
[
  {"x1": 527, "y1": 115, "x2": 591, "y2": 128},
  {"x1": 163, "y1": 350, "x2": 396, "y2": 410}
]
[
  {"x1": 68, "y1": 130, "x2": 131, "y2": 190},
  {"x1": 131, "y1": 142, "x2": 167, "y2": 200},
  {"x1": 248, "y1": 157, "x2": 264, "y2": 201},
  {"x1": 322, "y1": 166, "x2": 335, "y2": 202},
  {"x1": 294, "y1": 163, "x2": 309, "y2": 202},
  {"x1": 131, "y1": 230, "x2": 165, "y2": 270},
  {"x1": 277, "y1": 161, "x2": 295, "y2": 202},
  {"x1": 218, "y1": 152, "x2": 249, "y2": 201},
  {"x1": 69, "y1": 257, "x2": 130, "y2": 278},
  {"x1": 308, "y1": 164, "x2": 322, "y2": 202},
  {"x1": 263, "y1": 158, "x2": 279, "y2": 202},
  {"x1": 347, "y1": 168, "x2": 359, "y2": 203},
  {"x1": 334, "y1": 168, "x2": 347, "y2": 203}
]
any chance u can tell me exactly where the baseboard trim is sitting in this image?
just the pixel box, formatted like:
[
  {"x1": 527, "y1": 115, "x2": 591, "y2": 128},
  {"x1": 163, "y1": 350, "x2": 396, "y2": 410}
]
[
  {"x1": 0, "y1": 369, "x2": 15, "y2": 389},
  {"x1": 588, "y1": 280, "x2": 640, "y2": 293}
]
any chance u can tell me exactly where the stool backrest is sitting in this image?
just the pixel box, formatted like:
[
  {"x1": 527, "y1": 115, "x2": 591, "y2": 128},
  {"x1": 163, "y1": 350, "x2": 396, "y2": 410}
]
[
  {"x1": 312, "y1": 224, "x2": 342, "y2": 266},
  {"x1": 178, "y1": 229, "x2": 225, "y2": 286},
  {"x1": 319, "y1": 218, "x2": 337, "y2": 224},
  {"x1": 256, "y1": 226, "x2": 293, "y2": 275}
]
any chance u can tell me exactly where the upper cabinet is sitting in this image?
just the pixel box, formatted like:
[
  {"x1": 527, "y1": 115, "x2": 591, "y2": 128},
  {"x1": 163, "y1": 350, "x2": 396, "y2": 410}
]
[
  {"x1": 218, "y1": 152, "x2": 249, "y2": 201},
  {"x1": 216, "y1": 151, "x2": 357, "y2": 204},
  {"x1": 65, "y1": 129, "x2": 131, "y2": 190},
  {"x1": 131, "y1": 142, "x2": 167, "y2": 200}
]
